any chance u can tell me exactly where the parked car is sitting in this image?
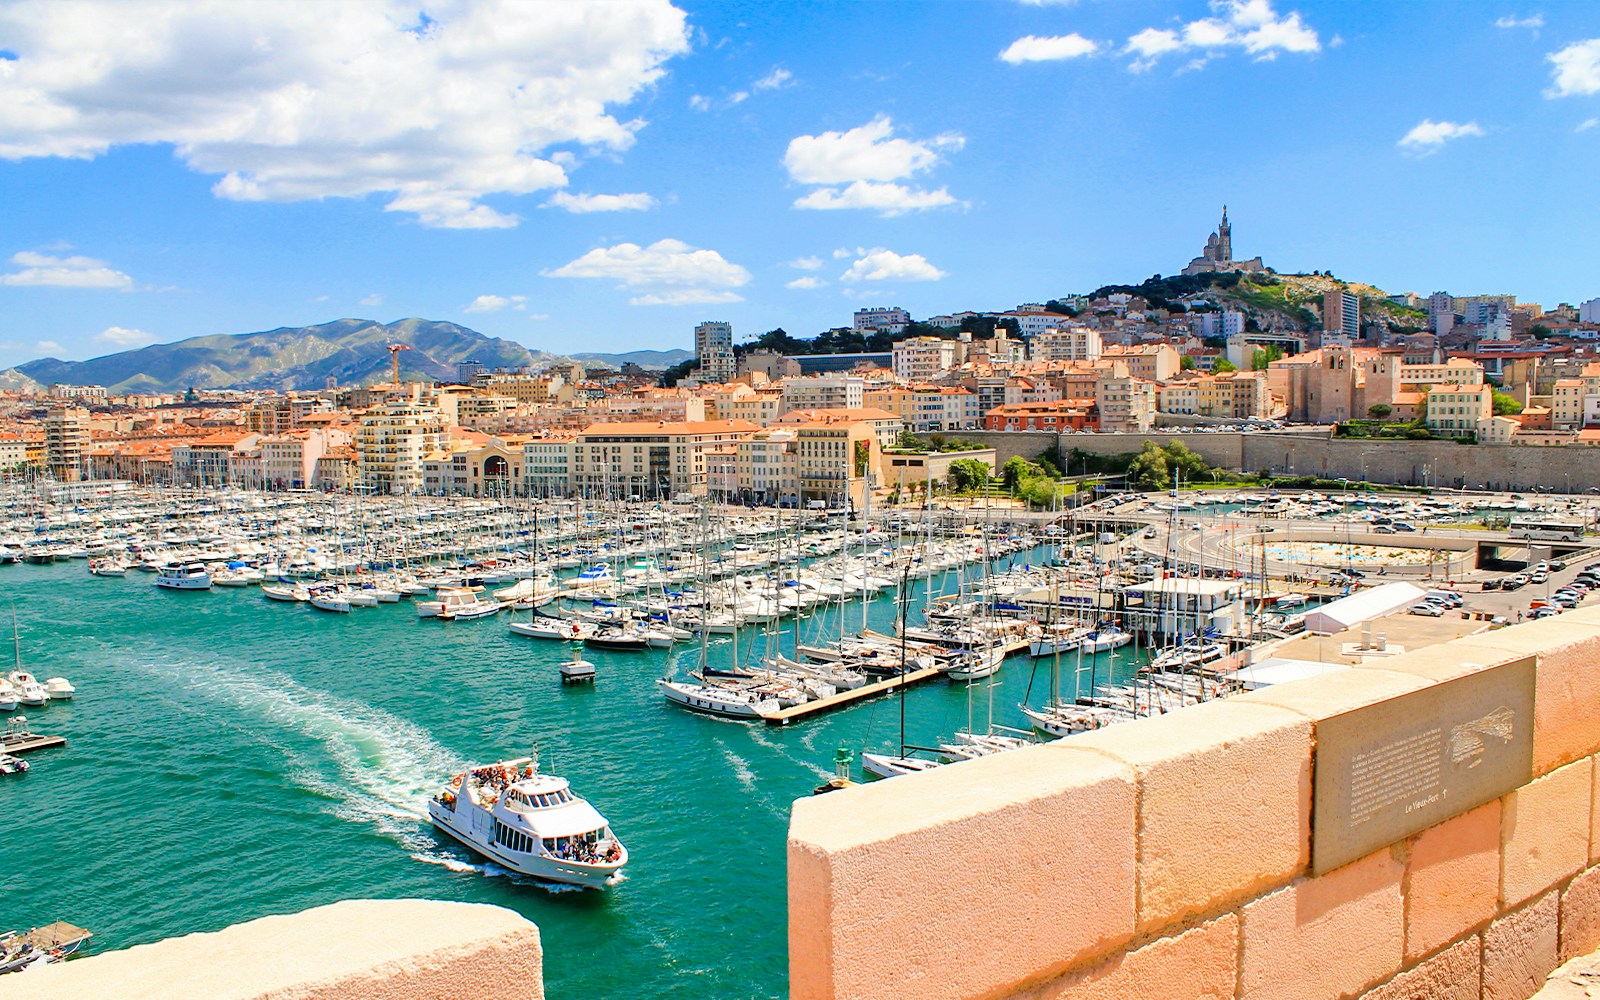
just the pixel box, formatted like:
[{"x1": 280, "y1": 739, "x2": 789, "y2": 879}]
[
  {"x1": 1409, "y1": 603, "x2": 1445, "y2": 617},
  {"x1": 1373, "y1": 525, "x2": 1397, "y2": 534},
  {"x1": 1532, "y1": 607, "x2": 1562, "y2": 619}
]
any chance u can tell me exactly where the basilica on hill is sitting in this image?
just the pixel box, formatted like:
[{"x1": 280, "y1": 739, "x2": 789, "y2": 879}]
[{"x1": 1181, "y1": 205, "x2": 1266, "y2": 276}]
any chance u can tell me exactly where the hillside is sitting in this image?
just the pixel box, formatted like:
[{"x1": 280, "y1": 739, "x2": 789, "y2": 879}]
[
  {"x1": 1093, "y1": 271, "x2": 1427, "y2": 336},
  {"x1": 570, "y1": 348, "x2": 692, "y2": 369},
  {"x1": 13, "y1": 318, "x2": 559, "y2": 393}
]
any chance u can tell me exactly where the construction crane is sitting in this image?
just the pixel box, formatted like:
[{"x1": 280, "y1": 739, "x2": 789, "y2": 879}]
[{"x1": 387, "y1": 343, "x2": 413, "y2": 388}]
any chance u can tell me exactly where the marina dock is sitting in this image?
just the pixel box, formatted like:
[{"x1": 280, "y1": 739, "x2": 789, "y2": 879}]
[
  {"x1": 762, "y1": 665, "x2": 945, "y2": 725},
  {"x1": 1, "y1": 733, "x2": 66, "y2": 754}
]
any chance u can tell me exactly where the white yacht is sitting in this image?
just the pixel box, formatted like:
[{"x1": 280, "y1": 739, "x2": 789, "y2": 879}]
[
  {"x1": 861, "y1": 752, "x2": 942, "y2": 779},
  {"x1": 428, "y1": 755, "x2": 627, "y2": 889},
  {"x1": 508, "y1": 616, "x2": 597, "y2": 641},
  {"x1": 43, "y1": 677, "x2": 74, "y2": 701},
  {"x1": 657, "y1": 678, "x2": 780, "y2": 719},
  {"x1": 1079, "y1": 625, "x2": 1133, "y2": 654},
  {"x1": 7, "y1": 671, "x2": 47, "y2": 707},
  {"x1": 0, "y1": 680, "x2": 17, "y2": 711},
  {"x1": 154, "y1": 563, "x2": 211, "y2": 590}
]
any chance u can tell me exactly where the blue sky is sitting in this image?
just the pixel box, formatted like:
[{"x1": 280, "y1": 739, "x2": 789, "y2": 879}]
[{"x1": 0, "y1": 0, "x2": 1596, "y2": 364}]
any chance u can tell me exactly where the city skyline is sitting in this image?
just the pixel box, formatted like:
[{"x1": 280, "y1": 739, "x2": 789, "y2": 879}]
[{"x1": 1, "y1": 0, "x2": 1597, "y2": 364}]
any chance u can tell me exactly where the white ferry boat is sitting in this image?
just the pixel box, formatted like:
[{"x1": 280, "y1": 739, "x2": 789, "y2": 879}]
[
  {"x1": 154, "y1": 563, "x2": 211, "y2": 590},
  {"x1": 428, "y1": 755, "x2": 627, "y2": 889}
]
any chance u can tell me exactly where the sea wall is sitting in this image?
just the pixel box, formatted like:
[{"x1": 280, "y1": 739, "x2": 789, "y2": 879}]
[
  {"x1": 4, "y1": 899, "x2": 544, "y2": 1000},
  {"x1": 788, "y1": 607, "x2": 1600, "y2": 1000},
  {"x1": 960, "y1": 429, "x2": 1600, "y2": 492}
]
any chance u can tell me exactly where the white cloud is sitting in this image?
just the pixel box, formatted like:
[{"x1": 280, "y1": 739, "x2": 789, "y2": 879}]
[
  {"x1": 95, "y1": 325, "x2": 155, "y2": 347},
  {"x1": 788, "y1": 256, "x2": 824, "y2": 271},
  {"x1": 527, "y1": 313, "x2": 549, "y2": 321},
  {"x1": 999, "y1": 33, "x2": 1100, "y2": 64},
  {"x1": 0, "y1": 250, "x2": 134, "y2": 289},
  {"x1": 786, "y1": 276, "x2": 826, "y2": 290},
  {"x1": 784, "y1": 116, "x2": 963, "y2": 215},
  {"x1": 794, "y1": 181, "x2": 958, "y2": 215},
  {"x1": 840, "y1": 248, "x2": 946, "y2": 283},
  {"x1": 360, "y1": 293, "x2": 385, "y2": 307},
  {"x1": 0, "y1": 2, "x2": 690, "y2": 229},
  {"x1": 1547, "y1": 39, "x2": 1600, "y2": 98},
  {"x1": 544, "y1": 191, "x2": 657, "y2": 213},
  {"x1": 1579, "y1": 117, "x2": 1600, "y2": 132},
  {"x1": 309, "y1": 294, "x2": 329, "y2": 303},
  {"x1": 688, "y1": 94, "x2": 712, "y2": 112},
  {"x1": 754, "y1": 67, "x2": 793, "y2": 91},
  {"x1": 1397, "y1": 119, "x2": 1485, "y2": 154},
  {"x1": 34, "y1": 340, "x2": 66, "y2": 356},
  {"x1": 1494, "y1": 14, "x2": 1544, "y2": 29},
  {"x1": 545, "y1": 238, "x2": 750, "y2": 306},
  {"x1": 1123, "y1": 0, "x2": 1319, "y2": 71},
  {"x1": 464, "y1": 294, "x2": 527, "y2": 313}
]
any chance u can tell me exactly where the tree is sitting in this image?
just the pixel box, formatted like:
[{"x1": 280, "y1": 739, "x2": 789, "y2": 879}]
[
  {"x1": 1530, "y1": 325, "x2": 1552, "y2": 340},
  {"x1": 1125, "y1": 442, "x2": 1171, "y2": 492},
  {"x1": 1000, "y1": 456, "x2": 1034, "y2": 493},
  {"x1": 1250, "y1": 345, "x2": 1284, "y2": 370},
  {"x1": 1492, "y1": 391, "x2": 1524, "y2": 416},
  {"x1": 659, "y1": 358, "x2": 696, "y2": 387},
  {"x1": 1214, "y1": 358, "x2": 1238, "y2": 373},
  {"x1": 1367, "y1": 403, "x2": 1393, "y2": 420},
  {"x1": 947, "y1": 458, "x2": 991, "y2": 493},
  {"x1": 1179, "y1": 354, "x2": 1196, "y2": 371},
  {"x1": 893, "y1": 429, "x2": 924, "y2": 451}
]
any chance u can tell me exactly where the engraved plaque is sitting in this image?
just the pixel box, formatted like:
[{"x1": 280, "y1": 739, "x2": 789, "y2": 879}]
[{"x1": 1311, "y1": 657, "x2": 1535, "y2": 875}]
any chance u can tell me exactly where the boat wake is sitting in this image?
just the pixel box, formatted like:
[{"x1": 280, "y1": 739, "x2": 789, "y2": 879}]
[
  {"x1": 409, "y1": 850, "x2": 587, "y2": 893},
  {"x1": 147, "y1": 657, "x2": 466, "y2": 845},
  {"x1": 717, "y1": 743, "x2": 757, "y2": 791}
]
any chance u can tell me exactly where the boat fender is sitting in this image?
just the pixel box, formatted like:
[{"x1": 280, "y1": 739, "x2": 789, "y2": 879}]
[{"x1": 451, "y1": 775, "x2": 462, "y2": 788}]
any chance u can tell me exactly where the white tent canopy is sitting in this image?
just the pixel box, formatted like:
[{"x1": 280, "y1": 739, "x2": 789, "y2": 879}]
[{"x1": 1303, "y1": 582, "x2": 1426, "y2": 635}]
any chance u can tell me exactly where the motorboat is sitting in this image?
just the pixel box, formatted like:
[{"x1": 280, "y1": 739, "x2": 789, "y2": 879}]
[
  {"x1": 585, "y1": 626, "x2": 651, "y2": 651},
  {"x1": 1079, "y1": 625, "x2": 1133, "y2": 654},
  {"x1": 428, "y1": 754, "x2": 627, "y2": 889},
  {"x1": 1027, "y1": 622, "x2": 1086, "y2": 657},
  {"x1": 43, "y1": 677, "x2": 74, "y2": 701},
  {"x1": 6, "y1": 672, "x2": 46, "y2": 707},
  {"x1": 657, "y1": 678, "x2": 780, "y2": 718},
  {"x1": 941, "y1": 646, "x2": 1005, "y2": 681},
  {"x1": 0, "y1": 681, "x2": 15, "y2": 712},
  {"x1": 261, "y1": 584, "x2": 307, "y2": 602},
  {"x1": 87, "y1": 558, "x2": 127, "y2": 577},
  {"x1": 508, "y1": 616, "x2": 596, "y2": 641},
  {"x1": 154, "y1": 563, "x2": 211, "y2": 590},
  {"x1": 0, "y1": 753, "x2": 27, "y2": 776},
  {"x1": 861, "y1": 752, "x2": 942, "y2": 779},
  {"x1": 308, "y1": 588, "x2": 352, "y2": 614}
]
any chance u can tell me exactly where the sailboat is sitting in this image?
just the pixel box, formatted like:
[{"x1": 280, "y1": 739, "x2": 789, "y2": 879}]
[{"x1": 861, "y1": 566, "x2": 942, "y2": 779}]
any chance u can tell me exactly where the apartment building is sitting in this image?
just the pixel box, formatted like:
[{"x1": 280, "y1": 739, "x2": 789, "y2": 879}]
[
  {"x1": 792, "y1": 417, "x2": 884, "y2": 510},
  {"x1": 1101, "y1": 344, "x2": 1181, "y2": 382},
  {"x1": 735, "y1": 428, "x2": 798, "y2": 505},
  {"x1": 568, "y1": 420, "x2": 758, "y2": 499},
  {"x1": 1094, "y1": 374, "x2": 1157, "y2": 433},
  {"x1": 357, "y1": 399, "x2": 447, "y2": 494},
  {"x1": 853, "y1": 306, "x2": 910, "y2": 334},
  {"x1": 1030, "y1": 326, "x2": 1103, "y2": 363},
  {"x1": 1425, "y1": 384, "x2": 1493, "y2": 438},
  {"x1": 43, "y1": 405, "x2": 90, "y2": 481},
  {"x1": 891, "y1": 337, "x2": 959, "y2": 381},
  {"x1": 983, "y1": 400, "x2": 1097, "y2": 432},
  {"x1": 522, "y1": 437, "x2": 574, "y2": 497},
  {"x1": 862, "y1": 386, "x2": 978, "y2": 432},
  {"x1": 780, "y1": 375, "x2": 865, "y2": 414}
]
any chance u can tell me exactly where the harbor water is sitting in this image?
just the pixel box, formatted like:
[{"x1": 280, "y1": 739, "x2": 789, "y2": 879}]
[{"x1": 0, "y1": 554, "x2": 1141, "y2": 997}]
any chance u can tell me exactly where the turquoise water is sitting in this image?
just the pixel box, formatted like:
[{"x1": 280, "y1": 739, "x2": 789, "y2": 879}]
[{"x1": 0, "y1": 556, "x2": 1139, "y2": 997}]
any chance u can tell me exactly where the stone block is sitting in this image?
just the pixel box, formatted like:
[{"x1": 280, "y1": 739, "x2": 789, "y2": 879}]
[
  {"x1": 1233, "y1": 666, "x2": 1432, "y2": 722},
  {"x1": 1018, "y1": 914, "x2": 1238, "y2": 1000},
  {"x1": 1359, "y1": 936, "x2": 1480, "y2": 1000},
  {"x1": 1502, "y1": 759, "x2": 1593, "y2": 908},
  {"x1": 1241, "y1": 847, "x2": 1406, "y2": 1000},
  {"x1": 1558, "y1": 864, "x2": 1600, "y2": 963},
  {"x1": 1406, "y1": 800, "x2": 1502, "y2": 960},
  {"x1": 1484, "y1": 890, "x2": 1560, "y2": 1000},
  {"x1": 789, "y1": 744, "x2": 1137, "y2": 1000},
  {"x1": 1068, "y1": 699, "x2": 1311, "y2": 934}
]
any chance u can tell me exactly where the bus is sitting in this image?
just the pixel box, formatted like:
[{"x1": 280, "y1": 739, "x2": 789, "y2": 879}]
[{"x1": 1508, "y1": 518, "x2": 1584, "y2": 543}]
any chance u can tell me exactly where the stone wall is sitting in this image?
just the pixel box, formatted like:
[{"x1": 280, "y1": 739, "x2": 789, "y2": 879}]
[
  {"x1": 788, "y1": 608, "x2": 1600, "y2": 1000},
  {"x1": 958, "y1": 429, "x2": 1600, "y2": 492},
  {"x1": 5, "y1": 899, "x2": 544, "y2": 1000}
]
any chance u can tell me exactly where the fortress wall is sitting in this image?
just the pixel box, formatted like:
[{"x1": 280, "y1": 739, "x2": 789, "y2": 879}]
[
  {"x1": 4, "y1": 899, "x2": 544, "y2": 1000},
  {"x1": 789, "y1": 608, "x2": 1600, "y2": 1000}
]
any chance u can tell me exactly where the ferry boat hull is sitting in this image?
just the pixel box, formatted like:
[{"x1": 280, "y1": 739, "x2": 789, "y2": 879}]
[{"x1": 427, "y1": 806, "x2": 619, "y2": 889}]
